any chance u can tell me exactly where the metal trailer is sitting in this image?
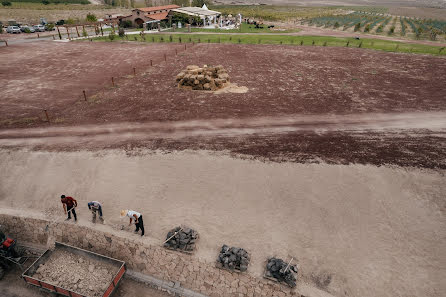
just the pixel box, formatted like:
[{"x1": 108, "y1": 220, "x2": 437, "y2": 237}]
[{"x1": 22, "y1": 242, "x2": 126, "y2": 297}]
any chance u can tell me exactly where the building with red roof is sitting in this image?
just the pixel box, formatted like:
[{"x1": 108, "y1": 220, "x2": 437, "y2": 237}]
[{"x1": 120, "y1": 4, "x2": 180, "y2": 28}]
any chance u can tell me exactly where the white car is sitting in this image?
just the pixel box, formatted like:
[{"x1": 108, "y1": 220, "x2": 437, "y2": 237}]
[
  {"x1": 6, "y1": 26, "x2": 21, "y2": 34},
  {"x1": 33, "y1": 24, "x2": 46, "y2": 32}
]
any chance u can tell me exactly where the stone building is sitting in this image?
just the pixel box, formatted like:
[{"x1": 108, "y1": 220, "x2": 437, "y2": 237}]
[{"x1": 120, "y1": 4, "x2": 180, "y2": 28}]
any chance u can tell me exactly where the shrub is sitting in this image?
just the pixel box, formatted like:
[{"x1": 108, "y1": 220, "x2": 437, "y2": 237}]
[
  {"x1": 86, "y1": 13, "x2": 97, "y2": 23},
  {"x1": 118, "y1": 27, "x2": 124, "y2": 37},
  {"x1": 82, "y1": 29, "x2": 87, "y2": 37},
  {"x1": 354, "y1": 23, "x2": 361, "y2": 32},
  {"x1": 333, "y1": 21, "x2": 340, "y2": 28},
  {"x1": 429, "y1": 28, "x2": 439, "y2": 41},
  {"x1": 42, "y1": 0, "x2": 49, "y2": 4},
  {"x1": 376, "y1": 25, "x2": 383, "y2": 33},
  {"x1": 108, "y1": 31, "x2": 115, "y2": 41},
  {"x1": 364, "y1": 24, "x2": 370, "y2": 32},
  {"x1": 388, "y1": 26, "x2": 395, "y2": 35},
  {"x1": 0, "y1": 25, "x2": 3, "y2": 34},
  {"x1": 2, "y1": 1, "x2": 11, "y2": 6},
  {"x1": 169, "y1": 35, "x2": 173, "y2": 42},
  {"x1": 120, "y1": 20, "x2": 132, "y2": 28},
  {"x1": 24, "y1": 28, "x2": 31, "y2": 33},
  {"x1": 46, "y1": 23, "x2": 54, "y2": 31}
]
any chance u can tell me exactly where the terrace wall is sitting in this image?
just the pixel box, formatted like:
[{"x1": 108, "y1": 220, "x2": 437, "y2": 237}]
[{"x1": 0, "y1": 213, "x2": 298, "y2": 297}]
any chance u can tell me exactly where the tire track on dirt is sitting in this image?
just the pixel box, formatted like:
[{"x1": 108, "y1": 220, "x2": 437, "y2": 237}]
[{"x1": 0, "y1": 112, "x2": 444, "y2": 147}]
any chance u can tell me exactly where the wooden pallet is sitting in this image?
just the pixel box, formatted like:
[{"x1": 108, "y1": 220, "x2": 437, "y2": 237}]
[
  {"x1": 263, "y1": 271, "x2": 295, "y2": 288},
  {"x1": 215, "y1": 261, "x2": 247, "y2": 273}
]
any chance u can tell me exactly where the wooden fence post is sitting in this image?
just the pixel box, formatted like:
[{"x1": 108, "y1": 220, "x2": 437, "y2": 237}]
[
  {"x1": 83, "y1": 90, "x2": 87, "y2": 101},
  {"x1": 133, "y1": 67, "x2": 136, "y2": 75},
  {"x1": 112, "y1": 77, "x2": 115, "y2": 87},
  {"x1": 150, "y1": 60, "x2": 153, "y2": 66},
  {"x1": 44, "y1": 110, "x2": 50, "y2": 123},
  {"x1": 57, "y1": 26, "x2": 61, "y2": 40},
  {"x1": 75, "y1": 26, "x2": 80, "y2": 38}
]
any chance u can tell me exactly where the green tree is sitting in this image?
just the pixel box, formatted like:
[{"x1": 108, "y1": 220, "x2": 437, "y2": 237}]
[
  {"x1": 42, "y1": 0, "x2": 49, "y2": 4},
  {"x1": 108, "y1": 31, "x2": 116, "y2": 41},
  {"x1": 388, "y1": 26, "x2": 395, "y2": 35},
  {"x1": 86, "y1": 13, "x2": 97, "y2": 22},
  {"x1": 1, "y1": 1, "x2": 12, "y2": 6}
]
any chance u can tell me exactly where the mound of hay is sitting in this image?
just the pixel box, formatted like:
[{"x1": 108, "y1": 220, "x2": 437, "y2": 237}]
[{"x1": 176, "y1": 65, "x2": 230, "y2": 91}]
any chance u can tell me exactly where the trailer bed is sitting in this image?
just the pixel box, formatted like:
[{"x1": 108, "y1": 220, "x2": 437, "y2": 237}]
[{"x1": 22, "y1": 242, "x2": 126, "y2": 297}]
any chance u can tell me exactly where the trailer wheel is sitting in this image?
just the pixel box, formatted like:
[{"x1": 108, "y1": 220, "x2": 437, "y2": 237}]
[{"x1": 0, "y1": 265, "x2": 5, "y2": 280}]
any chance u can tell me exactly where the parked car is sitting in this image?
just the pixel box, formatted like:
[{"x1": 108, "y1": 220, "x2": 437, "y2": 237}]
[
  {"x1": 32, "y1": 24, "x2": 45, "y2": 32},
  {"x1": 20, "y1": 25, "x2": 35, "y2": 33},
  {"x1": 6, "y1": 26, "x2": 21, "y2": 34}
]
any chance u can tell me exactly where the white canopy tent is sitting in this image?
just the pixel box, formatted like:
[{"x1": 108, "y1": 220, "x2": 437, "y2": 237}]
[{"x1": 170, "y1": 7, "x2": 221, "y2": 26}]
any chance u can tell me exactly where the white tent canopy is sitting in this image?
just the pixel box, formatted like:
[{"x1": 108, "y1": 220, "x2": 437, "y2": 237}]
[{"x1": 171, "y1": 7, "x2": 221, "y2": 18}]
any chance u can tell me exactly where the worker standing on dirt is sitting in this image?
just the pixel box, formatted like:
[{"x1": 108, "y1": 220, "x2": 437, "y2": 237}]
[
  {"x1": 87, "y1": 201, "x2": 103, "y2": 222},
  {"x1": 121, "y1": 209, "x2": 144, "y2": 236},
  {"x1": 61, "y1": 195, "x2": 77, "y2": 221}
]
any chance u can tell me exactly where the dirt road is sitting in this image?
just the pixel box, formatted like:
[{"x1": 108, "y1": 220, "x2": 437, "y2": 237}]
[
  {"x1": 0, "y1": 111, "x2": 444, "y2": 144},
  {"x1": 1, "y1": 112, "x2": 444, "y2": 169}
]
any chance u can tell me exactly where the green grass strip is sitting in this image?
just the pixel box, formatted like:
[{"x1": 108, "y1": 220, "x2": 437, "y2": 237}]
[{"x1": 88, "y1": 33, "x2": 446, "y2": 56}]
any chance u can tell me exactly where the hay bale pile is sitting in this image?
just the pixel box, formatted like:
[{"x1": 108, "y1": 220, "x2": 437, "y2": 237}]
[
  {"x1": 265, "y1": 257, "x2": 298, "y2": 288},
  {"x1": 176, "y1": 65, "x2": 230, "y2": 91},
  {"x1": 163, "y1": 226, "x2": 198, "y2": 252},
  {"x1": 217, "y1": 245, "x2": 250, "y2": 272}
]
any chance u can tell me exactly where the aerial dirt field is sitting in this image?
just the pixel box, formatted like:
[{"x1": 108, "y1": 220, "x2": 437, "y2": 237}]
[
  {"x1": 0, "y1": 39, "x2": 445, "y2": 297},
  {"x1": 0, "y1": 41, "x2": 445, "y2": 168}
]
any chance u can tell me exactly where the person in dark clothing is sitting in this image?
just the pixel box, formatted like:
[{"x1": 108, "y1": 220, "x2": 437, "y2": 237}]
[{"x1": 61, "y1": 195, "x2": 77, "y2": 221}]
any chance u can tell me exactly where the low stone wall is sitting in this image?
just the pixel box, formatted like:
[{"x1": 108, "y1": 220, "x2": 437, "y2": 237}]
[{"x1": 0, "y1": 213, "x2": 299, "y2": 297}]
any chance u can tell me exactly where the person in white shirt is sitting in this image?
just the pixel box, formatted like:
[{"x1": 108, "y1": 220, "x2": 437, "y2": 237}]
[{"x1": 121, "y1": 209, "x2": 144, "y2": 236}]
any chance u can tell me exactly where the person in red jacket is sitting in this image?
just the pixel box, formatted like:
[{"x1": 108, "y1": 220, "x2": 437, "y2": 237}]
[{"x1": 61, "y1": 195, "x2": 78, "y2": 221}]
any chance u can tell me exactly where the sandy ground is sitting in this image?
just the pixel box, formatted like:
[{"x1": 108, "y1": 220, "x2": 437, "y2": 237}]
[{"x1": 0, "y1": 149, "x2": 444, "y2": 297}]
